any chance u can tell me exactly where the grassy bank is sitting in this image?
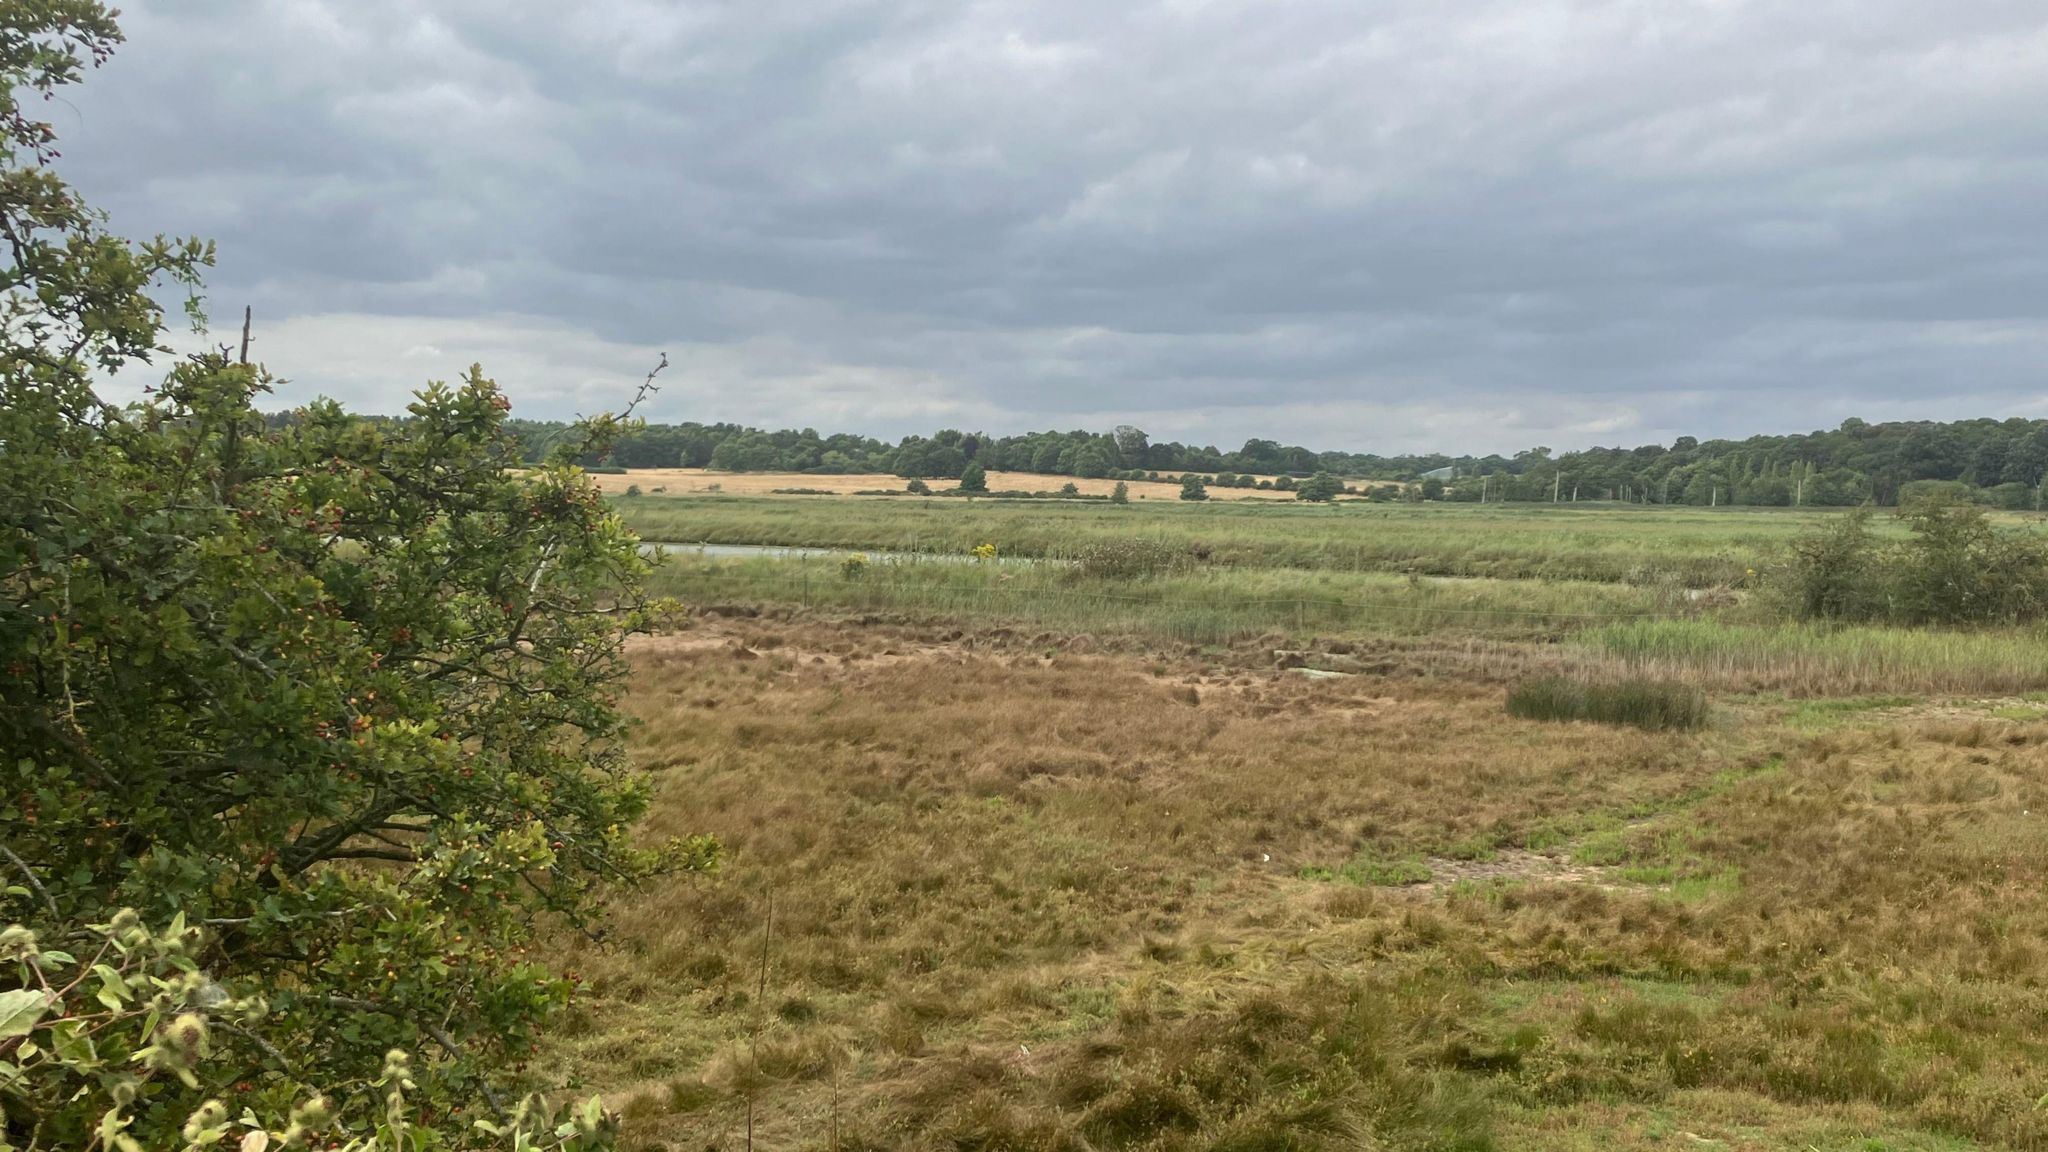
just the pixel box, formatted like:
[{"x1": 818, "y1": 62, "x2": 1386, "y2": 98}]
[
  {"x1": 647, "y1": 553, "x2": 1698, "y2": 644},
  {"x1": 619, "y1": 495, "x2": 1863, "y2": 587}
]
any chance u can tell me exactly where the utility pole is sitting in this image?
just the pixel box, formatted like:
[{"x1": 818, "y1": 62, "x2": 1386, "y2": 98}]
[
  {"x1": 1481, "y1": 474, "x2": 1490, "y2": 503},
  {"x1": 238, "y1": 305, "x2": 253, "y2": 365},
  {"x1": 1553, "y1": 471, "x2": 1561, "y2": 504}
]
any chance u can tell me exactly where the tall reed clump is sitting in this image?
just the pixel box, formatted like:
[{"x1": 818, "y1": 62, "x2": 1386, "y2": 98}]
[
  {"x1": 1507, "y1": 673, "x2": 1709, "y2": 731},
  {"x1": 1070, "y1": 538, "x2": 1190, "y2": 580},
  {"x1": 1586, "y1": 618, "x2": 2048, "y2": 697}
]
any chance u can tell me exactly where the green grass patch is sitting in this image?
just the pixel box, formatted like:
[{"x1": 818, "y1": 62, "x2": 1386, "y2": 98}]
[
  {"x1": 1299, "y1": 854, "x2": 1434, "y2": 887},
  {"x1": 1789, "y1": 695, "x2": 1917, "y2": 726}
]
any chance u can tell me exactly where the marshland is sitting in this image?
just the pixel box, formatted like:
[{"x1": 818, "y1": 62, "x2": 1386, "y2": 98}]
[{"x1": 544, "y1": 484, "x2": 2048, "y2": 1151}]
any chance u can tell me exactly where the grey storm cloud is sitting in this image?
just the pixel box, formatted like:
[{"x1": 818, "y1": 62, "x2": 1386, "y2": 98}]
[{"x1": 62, "y1": 0, "x2": 2048, "y2": 454}]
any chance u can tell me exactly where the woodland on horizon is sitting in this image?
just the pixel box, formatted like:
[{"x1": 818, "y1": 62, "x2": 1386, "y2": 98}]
[{"x1": 447, "y1": 411, "x2": 2048, "y2": 507}]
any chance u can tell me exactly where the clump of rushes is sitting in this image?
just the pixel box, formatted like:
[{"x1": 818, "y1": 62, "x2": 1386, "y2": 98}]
[
  {"x1": 1507, "y1": 674, "x2": 1708, "y2": 731},
  {"x1": 841, "y1": 553, "x2": 870, "y2": 580},
  {"x1": 1072, "y1": 539, "x2": 1186, "y2": 580}
]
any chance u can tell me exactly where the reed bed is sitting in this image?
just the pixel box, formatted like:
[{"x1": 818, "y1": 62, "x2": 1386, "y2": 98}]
[
  {"x1": 1584, "y1": 618, "x2": 2048, "y2": 697},
  {"x1": 619, "y1": 495, "x2": 1855, "y2": 587}
]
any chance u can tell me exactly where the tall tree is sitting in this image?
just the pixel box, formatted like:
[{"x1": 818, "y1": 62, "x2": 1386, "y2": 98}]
[{"x1": 0, "y1": 6, "x2": 698, "y2": 1147}]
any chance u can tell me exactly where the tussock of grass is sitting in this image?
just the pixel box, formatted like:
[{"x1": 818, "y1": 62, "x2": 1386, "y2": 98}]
[{"x1": 1507, "y1": 674, "x2": 1709, "y2": 731}]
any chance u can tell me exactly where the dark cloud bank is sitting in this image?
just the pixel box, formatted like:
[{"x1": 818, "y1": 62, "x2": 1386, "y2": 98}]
[{"x1": 66, "y1": 0, "x2": 2048, "y2": 455}]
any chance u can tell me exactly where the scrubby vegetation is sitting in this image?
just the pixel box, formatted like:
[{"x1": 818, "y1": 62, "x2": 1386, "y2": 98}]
[
  {"x1": 1782, "y1": 494, "x2": 2048, "y2": 625},
  {"x1": 0, "y1": 6, "x2": 690, "y2": 1147}
]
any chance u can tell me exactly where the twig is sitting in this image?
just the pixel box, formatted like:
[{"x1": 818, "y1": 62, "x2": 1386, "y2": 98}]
[
  {"x1": 540, "y1": 353, "x2": 669, "y2": 461},
  {"x1": 217, "y1": 1020, "x2": 289, "y2": 1067},
  {"x1": 323, "y1": 995, "x2": 510, "y2": 1122},
  {"x1": 1, "y1": 845, "x2": 58, "y2": 922},
  {"x1": 201, "y1": 906, "x2": 361, "y2": 928}
]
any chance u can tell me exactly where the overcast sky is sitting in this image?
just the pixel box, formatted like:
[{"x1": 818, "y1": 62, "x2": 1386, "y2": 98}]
[{"x1": 64, "y1": 1, "x2": 2048, "y2": 455}]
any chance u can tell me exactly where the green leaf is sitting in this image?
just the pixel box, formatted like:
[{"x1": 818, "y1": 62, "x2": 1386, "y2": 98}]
[
  {"x1": 0, "y1": 988, "x2": 51, "y2": 1038},
  {"x1": 49, "y1": 1019, "x2": 96, "y2": 1066}
]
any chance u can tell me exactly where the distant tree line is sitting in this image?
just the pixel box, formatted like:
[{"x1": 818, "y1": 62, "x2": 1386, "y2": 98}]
[
  {"x1": 502, "y1": 420, "x2": 1452, "y2": 484},
  {"x1": 460, "y1": 415, "x2": 2048, "y2": 508}
]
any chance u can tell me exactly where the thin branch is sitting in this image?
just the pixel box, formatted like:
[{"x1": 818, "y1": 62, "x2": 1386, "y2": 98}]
[
  {"x1": 323, "y1": 996, "x2": 509, "y2": 1122},
  {"x1": 217, "y1": 1019, "x2": 288, "y2": 1067},
  {"x1": 0, "y1": 844, "x2": 58, "y2": 922},
  {"x1": 314, "y1": 847, "x2": 420, "y2": 864}
]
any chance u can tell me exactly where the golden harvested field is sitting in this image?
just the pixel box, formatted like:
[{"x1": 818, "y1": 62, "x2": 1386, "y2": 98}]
[
  {"x1": 549, "y1": 611, "x2": 2048, "y2": 1152},
  {"x1": 583, "y1": 468, "x2": 1294, "y2": 501}
]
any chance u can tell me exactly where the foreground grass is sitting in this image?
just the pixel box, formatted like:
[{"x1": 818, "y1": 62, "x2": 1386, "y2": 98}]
[
  {"x1": 546, "y1": 618, "x2": 2048, "y2": 1151},
  {"x1": 619, "y1": 495, "x2": 1858, "y2": 587}
]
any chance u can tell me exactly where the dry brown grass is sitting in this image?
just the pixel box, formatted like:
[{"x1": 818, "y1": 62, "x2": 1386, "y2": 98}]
[
  {"x1": 584, "y1": 467, "x2": 1293, "y2": 502},
  {"x1": 547, "y1": 617, "x2": 2048, "y2": 1151}
]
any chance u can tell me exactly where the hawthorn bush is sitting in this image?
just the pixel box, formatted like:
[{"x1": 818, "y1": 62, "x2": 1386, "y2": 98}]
[
  {"x1": 0, "y1": 4, "x2": 709, "y2": 1147},
  {"x1": 1780, "y1": 494, "x2": 2048, "y2": 625}
]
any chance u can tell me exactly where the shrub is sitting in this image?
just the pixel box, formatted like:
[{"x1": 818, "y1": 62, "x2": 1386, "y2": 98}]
[
  {"x1": 906, "y1": 478, "x2": 931, "y2": 495},
  {"x1": 1110, "y1": 481, "x2": 1130, "y2": 505},
  {"x1": 958, "y1": 461, "x2": 988, "y2": 493},
  {"x1": 625, "y1": 483, "x2": 643, "y2": 497},
  {"x1": 1060, "y1": 481, "x2": 1081, "y2": 496},
  {"x1": 1781, "y1": 507, "x2": 1883, "y2": 620},
  {"x1": 1893, "y1": 493, "x2": 2048, "y2": 625},
  {"x1": 1074, "y1": 539, "x2": 1187, "y2": 580},
  {"x1": 842, "y1": 553, "x2": 871, "y2": 580},
  {"x1": 1507, "y1": 675, "x2": 1709, "y2": 731},
  {"x1": 1179, "y1": 475, "x2": 1209, "y2": 501},
  {"x1": 1779, "y1": 495, "x2": 2048, "y2": 625},
  {"x1": 1296, "y1": 472, "x2": 1344, "y2": 502},
  {"x1": 0, "y1": 9, "x2": 702, "y2": 1145}
]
